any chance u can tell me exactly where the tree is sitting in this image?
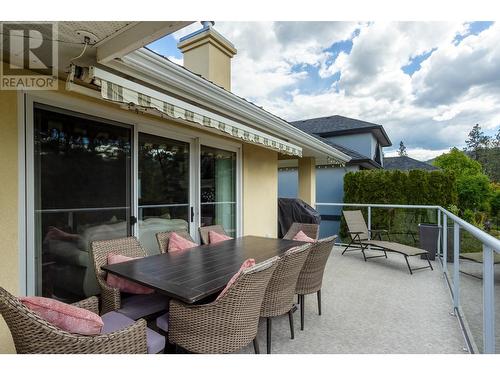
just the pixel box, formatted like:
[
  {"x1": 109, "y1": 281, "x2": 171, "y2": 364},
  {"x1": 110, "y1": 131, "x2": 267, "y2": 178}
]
[
  {"x1": 456, "y1": 174, "x2": 492, "y2": 212},
  {"x1": 398, "y1": 141, "x2": 408, "y2": 156},
  {"x1": 433, "y1": 148, "x2": 492, "y2": 213},
  {"x1": 433, "y1": 148, "x2": 482, "y2": 178},
  {"x1": 464, "y1": 124, "x2": 490, "y2": 160},
  {"x1": 491, "y1": 186, "x2": 500, "y2": 217},
  {"x1": 494, "y1": 128, "x2": 500, "y2": 148}
]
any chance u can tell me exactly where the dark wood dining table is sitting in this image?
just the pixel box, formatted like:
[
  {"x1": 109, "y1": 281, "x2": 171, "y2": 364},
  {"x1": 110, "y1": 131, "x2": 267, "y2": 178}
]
[{"x1": 101, "y1": 235, "x2": 304, "y2": 304}]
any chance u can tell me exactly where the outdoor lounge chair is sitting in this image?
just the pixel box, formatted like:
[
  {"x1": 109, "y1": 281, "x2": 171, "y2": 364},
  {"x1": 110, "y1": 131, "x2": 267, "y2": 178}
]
[
  {"x1": 458, "y1": 252, "x2": 500, "y2": 279},
  {"x1": 342, "y1": 210, "x2": 433, "y2": 275},
  {"x1": 198, "y1": 225, "x2": 229, "y2": 245},
  {"x1": 283, "y1": 223, "x2": 320, "y2": 241},
  {"x1": 0, "y1": 287, "x2": 165, "y2": 354}
]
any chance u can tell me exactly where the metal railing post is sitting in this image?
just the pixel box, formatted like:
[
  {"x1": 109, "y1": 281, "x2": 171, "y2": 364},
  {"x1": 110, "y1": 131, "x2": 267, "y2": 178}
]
[
  {"x1": 483, "y1": 245, "x2": 495, "y2": 354},
  {"x1": 453, "y1": 223, "x2": 460, "y2": 309},
  {"x1": 367, "y1": 206, "x2": 371, "y2": 240},
  {"x1": 437, "y1": 209, "x2": 441, "y2": 261},
  {"x1": 443, "y1": 214, "x2": 448, "y2": 274}
]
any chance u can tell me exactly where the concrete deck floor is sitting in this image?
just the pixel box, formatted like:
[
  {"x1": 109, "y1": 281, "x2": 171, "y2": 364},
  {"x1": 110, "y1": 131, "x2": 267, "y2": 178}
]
[{"x1": 238, "y1": 246, "x2": 467, "y2": 354}]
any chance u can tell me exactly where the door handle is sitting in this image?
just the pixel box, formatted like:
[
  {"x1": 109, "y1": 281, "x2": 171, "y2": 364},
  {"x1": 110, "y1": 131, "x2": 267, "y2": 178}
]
[
  {"x1": 130, "y1": 216, "x2": 137, "y2": 225},
  {"x1": 191, "y1": 207, "x2": 194, "y2": 222}
]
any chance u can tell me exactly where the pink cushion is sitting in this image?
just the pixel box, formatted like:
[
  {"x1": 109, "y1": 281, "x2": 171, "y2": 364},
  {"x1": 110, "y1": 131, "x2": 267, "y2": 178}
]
[
  {"x1": 168, "y1": 232, "x2": 198, "y2": 252},
  {"x1": 20, "y1": 296, "x2": 103, "y2": 335},
  {"x1": 216, "y1": 258, "x2": 256, "y2": 301},
  {"x1": 106, "y1": 254, "x2": 154, "y2": 294},
  {"x1": 209, "y1": 230, "x2": 232, "y2": 244},
  {"x1": 293, "y1": 230, "x2": 316, "y2": 243}
]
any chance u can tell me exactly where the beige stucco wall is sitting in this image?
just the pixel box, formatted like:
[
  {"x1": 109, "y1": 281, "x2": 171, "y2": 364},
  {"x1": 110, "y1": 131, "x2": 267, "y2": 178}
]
[
  {"x1": 178, "y1": 28, "x2": 236, "y2": 91},
  {"x1": 242, "y1": 144, "x2": 278, "y2": 238},
  {"x1": 0, "y1": 90, "x2": 19, "y2": 353},
  {"x1": 298, "y1": 157, "x2": 316, "y2": 206},
  {"x1": 183, "y1": 43, "x2": 232, "y2": 91}
]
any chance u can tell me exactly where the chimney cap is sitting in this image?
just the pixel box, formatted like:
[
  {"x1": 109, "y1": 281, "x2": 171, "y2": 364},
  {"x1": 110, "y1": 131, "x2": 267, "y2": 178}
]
[
  {"x1": 178, "y1": 23, "x2": 236, "y2": 57},
  {"x1": 200, "y1": 21, "x2": 215, "y2": 28}
]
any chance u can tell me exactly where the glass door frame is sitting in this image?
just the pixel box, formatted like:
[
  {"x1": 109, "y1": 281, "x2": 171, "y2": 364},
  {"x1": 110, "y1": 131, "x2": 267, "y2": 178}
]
[
  {"x1": 198, "y1": 138, "x2": 242, "y2": 240},
  {"x1": 24, "y1": 94, "x2": 136, "y2": 297},
  {"x1": 136, "y1": 123, "x2": 243, "y2": 243},
  {"x1": 23, "y1": 91, "x2": 243, "y2": 295},
  {"x1": 134, "y1": 123, "x2": 198, "y2": 242}
]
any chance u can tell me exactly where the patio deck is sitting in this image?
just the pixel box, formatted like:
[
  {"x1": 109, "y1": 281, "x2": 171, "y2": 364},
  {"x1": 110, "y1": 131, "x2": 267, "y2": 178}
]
[{"x1": 239, "y1": 245, "x2": 467, "y2": 354}]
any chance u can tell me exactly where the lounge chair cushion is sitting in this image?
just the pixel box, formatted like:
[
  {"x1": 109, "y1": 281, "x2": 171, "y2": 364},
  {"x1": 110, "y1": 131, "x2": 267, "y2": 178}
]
[
  {"x1": 293, "y1": 230, "x2": 316, "y2": 243},
  {"x1": 117, "y1": 293, "x2": 169, "y2": 320},
  {"x1": 20, "y1": 296, "x2": 103, "y2": 335},
  {"x1": 156, "y1": 312, "x2": 169, "y2": 332},
  {"x1": 364, "y1": 240, "x2": 427, "y2": 256},
  {"x1": 168, "y1": 232, "x2": 198, "y2": 252},
  {"x1": 106, "y1": 254, "x2": 154, "y2": 295},
  {"x1": 101, "y1": 311, "x2": 165, "y2": 354},
  {"x1": 216, "y1": 258, "x2": 256, "y2": 301},
  {"x1": 209, "y1": 230, "x2": 232, "y2": 244}
]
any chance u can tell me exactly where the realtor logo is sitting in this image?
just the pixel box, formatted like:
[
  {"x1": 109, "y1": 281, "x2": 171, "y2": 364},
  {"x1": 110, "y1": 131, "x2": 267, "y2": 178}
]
[{"x1": 1, "y1": 22, "x2": 58, "y2": 90}]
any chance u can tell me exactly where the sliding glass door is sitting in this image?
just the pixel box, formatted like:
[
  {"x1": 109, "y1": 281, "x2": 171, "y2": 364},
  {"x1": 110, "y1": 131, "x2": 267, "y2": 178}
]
[
  {"x1": 28, "y1": 102, "x2": 240, "y2": 300},
  {"x1": 200, "y1": 145, "x2": 237, "y2": 237},
  {"x1": 33, "y1": 104, "x2": 132, "y2": 301},
  {"x1": 137, "y1": 132, "x2": 191, "y2": 253}
]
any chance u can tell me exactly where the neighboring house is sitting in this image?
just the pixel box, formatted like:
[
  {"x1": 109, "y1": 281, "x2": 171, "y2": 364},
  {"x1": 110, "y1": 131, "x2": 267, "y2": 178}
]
[
  {"x1": 384, "y1": 156, "x2": 440, "y2": 171},
  {"x1": 278, "y1": 115, "x2": 392, "y2": 236},
  {"x1": 0, "y1": 21, "x2": 351, "y2": 353}
]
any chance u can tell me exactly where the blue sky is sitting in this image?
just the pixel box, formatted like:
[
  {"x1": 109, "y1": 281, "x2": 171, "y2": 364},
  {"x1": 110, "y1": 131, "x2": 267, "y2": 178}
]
[{"x1": 148, "y1": 21, "x2": 499, "y2": 160}]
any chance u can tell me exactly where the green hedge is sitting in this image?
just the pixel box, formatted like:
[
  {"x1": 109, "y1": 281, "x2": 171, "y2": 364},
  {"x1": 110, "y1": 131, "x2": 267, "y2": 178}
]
[{"x1": 341, "y1": 170, "x2": 457, "y2": 243}]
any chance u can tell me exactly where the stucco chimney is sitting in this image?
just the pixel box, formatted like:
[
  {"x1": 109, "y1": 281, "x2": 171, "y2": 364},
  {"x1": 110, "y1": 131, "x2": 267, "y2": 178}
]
[{"x1": 177, "y1": 22, "x2": 237, "y2": 91}]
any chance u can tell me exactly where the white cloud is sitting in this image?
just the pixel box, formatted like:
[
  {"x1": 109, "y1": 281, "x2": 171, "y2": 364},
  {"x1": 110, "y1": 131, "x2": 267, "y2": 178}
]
[
  {"x1": 412, "y1": 22, "x2": 500, "y2": 107},
  {"x1": 214, "y1": 21, "x2": 362, "y2": 100},
  {"x1": 385, "y1": 148, "x2": 451, "y2": 161},
  {"x1": 206, "y1": 21, "x2": 498, "y2": 153}
]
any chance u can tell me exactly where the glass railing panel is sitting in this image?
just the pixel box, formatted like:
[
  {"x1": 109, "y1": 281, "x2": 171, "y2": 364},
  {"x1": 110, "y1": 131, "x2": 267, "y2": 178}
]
[{"x1": 458, "y1": 231, "x2": 484, "y2": 352}]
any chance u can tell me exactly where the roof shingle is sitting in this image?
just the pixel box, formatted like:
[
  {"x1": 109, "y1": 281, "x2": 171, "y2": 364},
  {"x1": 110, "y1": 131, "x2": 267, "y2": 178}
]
[
  {"x1": 383, "y1": 156, "x2": 439, "y2": 171},
  {"x1": 291, "y1": 115, "x2": 392, "y2": 146}
]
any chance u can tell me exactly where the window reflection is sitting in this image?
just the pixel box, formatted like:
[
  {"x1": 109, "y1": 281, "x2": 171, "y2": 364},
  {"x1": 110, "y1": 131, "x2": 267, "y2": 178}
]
[
  {"x1": 34, "y1": 105, "x2": 132, "y2": 301},
  {"x1": 138, "y1": 133, "x2": 190, "y2": 252},
  {"x1": 200, "y1": 146, "x2": 237, "y2": 237}
]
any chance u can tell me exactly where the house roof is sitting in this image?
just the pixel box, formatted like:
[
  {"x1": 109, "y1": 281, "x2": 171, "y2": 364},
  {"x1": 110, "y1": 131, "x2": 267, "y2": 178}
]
[
  {"x1": 291, "y1": 115, "x2": 392, "y2": 147},
  {"x1": 309, "y1": 134, "x2": 382, "y2": 169},
  {"x1": 383, "y1": 156, "x2": 439, "y2": 171}
]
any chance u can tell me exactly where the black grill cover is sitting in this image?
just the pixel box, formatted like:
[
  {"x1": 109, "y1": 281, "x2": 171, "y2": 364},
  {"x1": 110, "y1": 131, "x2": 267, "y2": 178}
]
[{"x1": 278, "y1": 198, "x2": 321, "y2": 238}]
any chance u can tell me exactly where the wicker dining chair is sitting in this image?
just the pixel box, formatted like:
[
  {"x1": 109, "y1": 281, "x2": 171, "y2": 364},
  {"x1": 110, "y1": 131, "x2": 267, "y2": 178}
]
[
  {"x1": 168, "y1": 257, "x2": 279, "y2": 354},
  {"x1": 0, "y1": 286, "x2": 150, "y2": 354},
  {"x1": 156, "y1": 230, "x2": 196, "y2": 253},
  {"x1": 198, "y1": 224, "x2": 229, "y2": 245},
  {"x1": 283, "y1": 223, "x2": 320, "y2": 241},
  {"x1": 296, "y1": 235, "x2": 337, "y2": 330},
  {"x1": 90, "y1": 236, "x2": 168, "y2": 317},
  {"x1": 260, "y1": 243, "x2": 311, "y2": 354}
]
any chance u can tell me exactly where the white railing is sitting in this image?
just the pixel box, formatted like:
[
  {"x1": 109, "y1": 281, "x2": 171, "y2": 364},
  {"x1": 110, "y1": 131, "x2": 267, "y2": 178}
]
[{"x1": 316, "y1": 202, "x2": 500, "y2": 354}]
